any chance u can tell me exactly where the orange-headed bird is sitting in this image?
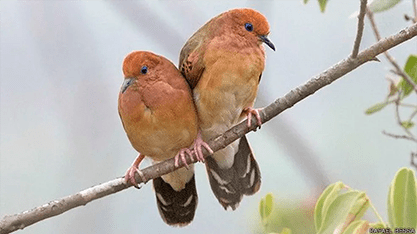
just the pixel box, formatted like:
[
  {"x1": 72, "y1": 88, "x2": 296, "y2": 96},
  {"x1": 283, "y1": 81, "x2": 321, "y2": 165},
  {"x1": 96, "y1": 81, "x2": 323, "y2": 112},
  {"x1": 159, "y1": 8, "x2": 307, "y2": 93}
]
[
  {"x1": 119, "y1": 51, "x2": 204, "y2": 226},
  {"x1": 179, "y1": 8, "x2": 275, "y2": 210}
]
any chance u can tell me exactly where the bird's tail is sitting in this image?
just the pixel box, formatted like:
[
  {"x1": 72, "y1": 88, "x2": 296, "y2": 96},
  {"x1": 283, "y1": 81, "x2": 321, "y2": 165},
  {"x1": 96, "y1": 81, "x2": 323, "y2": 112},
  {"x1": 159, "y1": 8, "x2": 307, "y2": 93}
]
[
  {"x1": 153, "y1": 173, "x2": 198, "y2": 226},
  {"x1": 205, "y1": 136, "x2": 261, "y2": 210}
]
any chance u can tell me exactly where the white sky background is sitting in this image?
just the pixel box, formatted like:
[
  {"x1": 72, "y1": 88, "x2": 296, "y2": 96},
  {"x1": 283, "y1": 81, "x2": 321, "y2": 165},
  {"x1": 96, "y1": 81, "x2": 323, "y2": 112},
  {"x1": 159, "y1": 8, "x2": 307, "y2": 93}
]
[{"x1": 0, "y1": 1, "x2": 416, "y2": 233}]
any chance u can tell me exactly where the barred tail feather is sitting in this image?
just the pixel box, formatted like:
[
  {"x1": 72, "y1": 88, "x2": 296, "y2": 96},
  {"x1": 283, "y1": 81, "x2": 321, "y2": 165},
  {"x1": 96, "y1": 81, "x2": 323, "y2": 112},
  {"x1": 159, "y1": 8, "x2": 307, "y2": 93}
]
[
  {"x1": 205, "y1": 136, "x2": 261, "y2": 210},
  {"x1": 153, "y1": 175, "x2": 198, "y2": 226}
]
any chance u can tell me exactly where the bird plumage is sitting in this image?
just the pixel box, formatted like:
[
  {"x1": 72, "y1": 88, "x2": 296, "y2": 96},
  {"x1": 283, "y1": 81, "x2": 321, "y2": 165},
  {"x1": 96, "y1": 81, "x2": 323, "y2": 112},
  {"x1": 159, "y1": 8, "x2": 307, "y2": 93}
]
[
  {"x1": 179, "y1": 8, "x2": 274, "y2": 210},
  {"x1": 118, "y1": 51, "x2": 199, "y2": 226}
]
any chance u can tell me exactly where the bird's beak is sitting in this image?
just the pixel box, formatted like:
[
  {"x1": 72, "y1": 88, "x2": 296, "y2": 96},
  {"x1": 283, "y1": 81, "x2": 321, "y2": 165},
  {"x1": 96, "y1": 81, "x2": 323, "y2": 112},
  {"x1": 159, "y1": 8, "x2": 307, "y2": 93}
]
[
  {"x1": 259, "y1": 35, "x2": 275, "y2": 51},
  {"x1": 121, "y1": 77, "x2": 134, "y2": 94}
]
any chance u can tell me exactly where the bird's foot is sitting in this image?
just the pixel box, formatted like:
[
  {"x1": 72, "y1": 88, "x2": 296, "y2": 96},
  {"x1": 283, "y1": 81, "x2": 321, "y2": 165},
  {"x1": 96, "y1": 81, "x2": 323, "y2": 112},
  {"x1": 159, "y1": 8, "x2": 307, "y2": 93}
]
[
  {"x1": 193, "y1": 131, "x2": 213, "y2": 163},
  {"x1": 244, "y1": 107, "x2": 263, "y2": 129},
  {"x1": 124, "y1": 154, "x2": 146, "y2": 188},
  {"x1": 174, "y1": 148, "x2": 194, "y2": 169}
]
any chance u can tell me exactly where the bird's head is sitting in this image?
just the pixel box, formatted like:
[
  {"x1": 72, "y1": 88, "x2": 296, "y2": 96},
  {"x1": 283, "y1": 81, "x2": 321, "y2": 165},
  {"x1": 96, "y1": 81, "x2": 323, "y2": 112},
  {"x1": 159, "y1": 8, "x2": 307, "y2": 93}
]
[
  {"x1": 224, "y1": 8, "x2": 275, "y2": 51},
  {"x1": 121, "y1": 51, "x2": 162, "y2": 94}
]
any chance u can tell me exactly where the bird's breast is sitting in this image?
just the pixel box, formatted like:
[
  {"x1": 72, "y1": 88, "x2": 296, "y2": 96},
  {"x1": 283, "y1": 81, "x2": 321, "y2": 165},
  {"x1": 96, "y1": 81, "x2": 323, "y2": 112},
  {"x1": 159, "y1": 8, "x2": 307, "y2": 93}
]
[
  {"x1": 118, "y1": 82, "x2": 198, "y2": 160},
  {"x1": 195, "y1": 40, "x2": 265, "y2": 139}
]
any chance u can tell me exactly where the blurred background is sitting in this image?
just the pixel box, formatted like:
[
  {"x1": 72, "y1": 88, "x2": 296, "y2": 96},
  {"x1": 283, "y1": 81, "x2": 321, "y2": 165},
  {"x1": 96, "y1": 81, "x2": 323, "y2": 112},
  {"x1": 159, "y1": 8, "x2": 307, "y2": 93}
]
[{"x1": 1, "y1": 1, "x2": 416, "y2": 233}]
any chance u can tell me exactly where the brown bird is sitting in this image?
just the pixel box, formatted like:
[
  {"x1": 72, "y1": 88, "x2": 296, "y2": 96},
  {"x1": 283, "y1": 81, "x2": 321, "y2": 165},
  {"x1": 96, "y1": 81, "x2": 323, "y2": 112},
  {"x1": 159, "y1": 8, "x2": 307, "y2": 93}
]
[
  {"x1": 179, "y1": 8, "x2": 275, "y2": 210},
  {"x1": 118, "y1": 51, "x2": 205, "y2": 226}
]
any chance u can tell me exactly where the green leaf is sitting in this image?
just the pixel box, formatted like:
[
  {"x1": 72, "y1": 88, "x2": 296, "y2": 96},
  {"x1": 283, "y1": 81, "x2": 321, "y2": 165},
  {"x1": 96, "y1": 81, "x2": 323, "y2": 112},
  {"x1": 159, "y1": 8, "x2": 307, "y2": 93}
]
[
  {"x1": 318, "y1": 0, "x2": 328, "y2": 12},
  {"x1": 405, "y1": 55, "x2": 417, "y2": 78},
  {"x1": 387, "y1": 79, "x2": 399, "y2": 97},
  {"x1": 365, "y1": 102, "x2": 389, "y2": 115},
  {"x1": 349, "y1": 192, "x2": 370, "y2": 221},
  {"x1": 264, "y1": 193, "x2": 274, "y2": 219},
  {"x1": 279, "y1": 228, "x2": 292, "y2": 234},
  {"x1": 259, "y1": 197, "x2": 265, "y2": 221},
  {"x1": 399, "y1": 54, "x2": 417, "y2": 97},
  {"x1": 259, "y1": 193, "x2": 275, "y2": 223},
  {"x1": 388, "y1": 168, "x2": 417, "y2": 229},
  {"x1": 342, "y1": 220, "x2": 369, "y2": 234},
  {"x1": 387, "y1": 184, "x2": 395, "y2": 229},
  {"x1": 303, "y1": 0, "x2": 309, "y2": 4},
  {"x1": 330, "y1": 193, "x2": 370, "y2": 233},
  {"x1": 368, "y1": 0, "x2": 402, "y2": 13},
  {"x1": 317, "y1": 191, "x2": 363, "y2": 234},
  {"x1": 369, "y1": 222, "x2": 387, "y2": 229},
  {"x1": 314, "y1": 182, "x2": 345, "y2": 232},
  {"x1": 401, "y1": 121, "x2": 415, "y2": 129}
]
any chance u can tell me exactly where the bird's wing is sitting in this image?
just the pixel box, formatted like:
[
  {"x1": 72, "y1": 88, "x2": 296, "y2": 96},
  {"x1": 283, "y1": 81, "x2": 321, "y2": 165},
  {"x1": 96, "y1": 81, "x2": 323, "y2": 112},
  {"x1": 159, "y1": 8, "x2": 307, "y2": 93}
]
[{"x1": 179, "y1": 22, "x2": 212, "y2": 89}]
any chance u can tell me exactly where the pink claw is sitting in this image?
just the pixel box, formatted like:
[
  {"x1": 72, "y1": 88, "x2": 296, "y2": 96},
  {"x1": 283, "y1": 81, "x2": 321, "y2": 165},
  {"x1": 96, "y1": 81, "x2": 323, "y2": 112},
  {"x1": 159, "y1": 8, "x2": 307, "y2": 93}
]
[
  {"x1": 174, "y1": 131, "x2": 213, "y2": 168},
  {"x1": 244, "y1": 107, "x2": 263, "y2": 129},
  {"x1": 124, "y1": 154, "x2": 146, "y2": 187},
  {"x1": 193, "y1": 131, "x2": 213, "y2": 163},
  {"x1": 174, "y1": 148, "x2": 193, "y2": 169}
]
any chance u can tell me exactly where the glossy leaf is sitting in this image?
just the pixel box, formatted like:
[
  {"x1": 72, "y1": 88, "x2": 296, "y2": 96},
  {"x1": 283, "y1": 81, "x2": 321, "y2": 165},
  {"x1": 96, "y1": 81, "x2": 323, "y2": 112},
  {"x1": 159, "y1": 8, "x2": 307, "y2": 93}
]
[
  {"x1": 365, "y1": 102, "x2": 388, "y2": 115},
  {"x1": 369, "y1": 222, "x2": 387, "y2": 229},
  {"x1": 259, "y1": 198, "x2": 265, "y2": 221},
  {"x1": 317, "y1": 191, "x2": 363, "y2": 234},
  {"x1": 314, "y1": 182, "x2": 345, "y2": 231},
  {"x1": 265, "y1": 193, "x2": 274, "y2": 220},
  {"x1": 342, "y1": 220, "x2": 369, "y2": 234},
  {"x1": 387, "y1": 79, "x2": 398, "y2": 97},
  {"x1": 398, "y1": 54, "x2": 417, "y2": 97},
  {"x1": 387, "y1": 184, "x2": 395, "y2": 229},
  {"x1": 368, "y1": 0, "x2": 402, "y2": 13},
  {"x1": 318, "y1": 0, "x2": 328, "y2": 12},
  {"x1": 328, "y1": 192, "x2": 370, "y2": 234},
  {"x1": 387, "y1": 168, "x2": 417, "y2": 229},
  {"x1": 349, "y1": 192, "x2": 370, "y2": 221},
  {"x1": 401, "y1": 121, "x2": 414, "y2": 129},
  {"x1": 279, "y1": 228, "x2": 292, "y2": 234},
  {"x1": 259, "y1": 193, "x2": 275, "y2": 223}
]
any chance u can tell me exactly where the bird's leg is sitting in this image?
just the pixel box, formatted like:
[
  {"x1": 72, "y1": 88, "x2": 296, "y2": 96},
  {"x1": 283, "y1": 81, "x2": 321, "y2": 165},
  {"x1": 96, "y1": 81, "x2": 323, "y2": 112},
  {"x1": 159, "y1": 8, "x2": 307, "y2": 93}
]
[
  {"x1": 174, "y1": 148, "x2": 194, "y2": 169},
  {"x1": 192, "y1": 131, "x2": 213, "y2": 163},
  {"x1": 174, "y1": 131, "x2": 213, "y2": 168},
  {"x1": 124, "y1": 154, "x2": 146, "y2": 188},
  {"x1": 244, "y1": 107, "x2": 263, "y2": 129}
]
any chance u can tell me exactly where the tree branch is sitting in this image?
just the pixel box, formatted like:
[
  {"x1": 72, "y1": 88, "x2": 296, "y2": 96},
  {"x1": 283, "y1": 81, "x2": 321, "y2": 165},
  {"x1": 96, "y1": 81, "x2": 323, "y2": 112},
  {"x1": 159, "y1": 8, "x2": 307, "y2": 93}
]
[
  {"x1": 405, "y1": 0, "x2": 417, "y2": 23},
  {"x1": 413, "y1": 0, "x2": 417, "y2": 23},
  {"x1": 382, "y1": 131, "x2": 417, "y2": 143},
  {"x1": 367, "y1": 8, "x2": 417, "y2": 95},
  {"x1": 411, "y1": 152, "x2": 417, "y2": 170},
  {"x1": 393, "y1": 92, "x2": 415, "y2": 137},
  {"x1": 1, "y1": 21, "x2": 417, "y2": 234},
  {"x1": 351, "y1": 0, "x2": 368, "y2": 58}
]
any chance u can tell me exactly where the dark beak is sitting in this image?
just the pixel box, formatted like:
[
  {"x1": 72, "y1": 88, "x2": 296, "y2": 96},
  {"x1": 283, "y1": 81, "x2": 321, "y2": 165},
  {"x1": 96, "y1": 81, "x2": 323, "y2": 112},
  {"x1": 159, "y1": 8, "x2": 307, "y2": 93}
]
[
  {"x1": 121, "y1": 78, "x2": 134, "y2": 93},
  {"x1": 259, "y1": 35, "x2": 275, "y2": 51}
]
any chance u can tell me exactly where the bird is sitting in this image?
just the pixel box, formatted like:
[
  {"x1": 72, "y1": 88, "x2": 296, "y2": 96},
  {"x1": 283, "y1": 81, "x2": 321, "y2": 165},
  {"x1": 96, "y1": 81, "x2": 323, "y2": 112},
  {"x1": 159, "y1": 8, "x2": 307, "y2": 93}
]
[
  {"x1": 179, "y1": 8, "x2": 275, "y2": 210},
  {"x1": 118, "y1": 51, "x2": 206, "y2": 226}
]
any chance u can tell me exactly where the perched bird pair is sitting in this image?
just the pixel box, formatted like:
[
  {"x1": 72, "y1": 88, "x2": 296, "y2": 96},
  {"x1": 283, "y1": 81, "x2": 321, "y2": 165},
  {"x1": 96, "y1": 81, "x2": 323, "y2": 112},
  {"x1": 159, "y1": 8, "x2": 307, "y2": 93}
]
[{"x1": 118, "y1": 8, "x2": 275, "y2": 226}]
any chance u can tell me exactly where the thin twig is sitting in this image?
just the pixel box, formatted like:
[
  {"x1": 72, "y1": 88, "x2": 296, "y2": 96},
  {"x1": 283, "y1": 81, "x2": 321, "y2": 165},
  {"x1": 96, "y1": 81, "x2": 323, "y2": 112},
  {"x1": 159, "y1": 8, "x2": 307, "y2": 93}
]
[
  {"x1": 413, "y1": 0, "x2": 417, "y2": 23},
  {"x1": 382, "y1": 131, "x2": 417, "y2": 143},
  {"x1": 404, "y1": 14, "x2": 417, "y2": 23},
  {"x1": 369, "y1": 199, "x2": 387, "y2": 228},
  {"x1": 351, "y1": 0, "x2": 368, "y2": 58},
  {"x1": 366, "y1": 8, "x2": 382, "y2": 40},
  {"x1": 394, "y1": 93, "x2": 414, "y2": 136},
  {"x1": 389, "y1": 68, "x2": 403, "y2": 76},
  {"x1": 399, "y1": 103, "x2": 417, "y2": 108},
  {"x1": 367, "y1": 8, "x2": 417, "y2": 95},
  {"x1": 411, "y1": 152, "x2": 417, "y2": 169},
  {"x1": 1, "y1": 17, "x2": 417, "y2": 234},
  {"x1": 409, "y1": 108, "x2": 417, "y2": 120}
]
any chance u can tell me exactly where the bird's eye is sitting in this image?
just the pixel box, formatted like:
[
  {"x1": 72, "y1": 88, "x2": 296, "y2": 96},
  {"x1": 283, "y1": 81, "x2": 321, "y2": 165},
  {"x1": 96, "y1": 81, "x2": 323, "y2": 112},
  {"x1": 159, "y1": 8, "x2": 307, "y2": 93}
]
[
  {"x1": 245, "y1": 23, "x2": 253, "y2": 32},
  {"x1": 141, "y1": 66, "x2": 148, "y2": 74}
]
